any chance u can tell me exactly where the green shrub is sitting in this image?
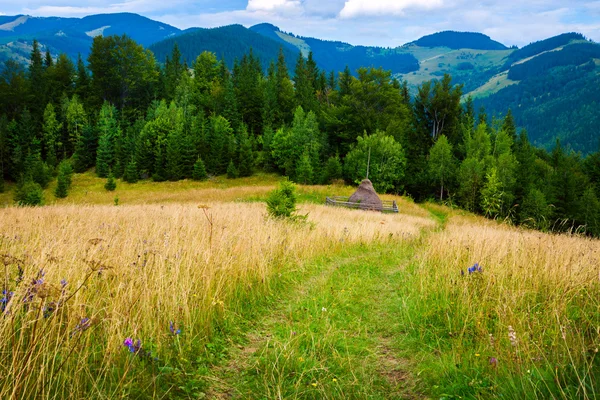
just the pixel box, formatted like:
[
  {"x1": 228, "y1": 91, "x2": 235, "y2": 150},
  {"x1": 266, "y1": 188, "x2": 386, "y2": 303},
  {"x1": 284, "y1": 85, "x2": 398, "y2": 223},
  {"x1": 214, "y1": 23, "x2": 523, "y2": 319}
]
[
  {"x1": 321, "y1": 154, "x2": 343, "y2": 184},
  {"x1": 266, "y1": 180, "x2": 298, "y2": 219},
  {"x1": 15, "y1": 179, "x2": 44, "y2": 206}
]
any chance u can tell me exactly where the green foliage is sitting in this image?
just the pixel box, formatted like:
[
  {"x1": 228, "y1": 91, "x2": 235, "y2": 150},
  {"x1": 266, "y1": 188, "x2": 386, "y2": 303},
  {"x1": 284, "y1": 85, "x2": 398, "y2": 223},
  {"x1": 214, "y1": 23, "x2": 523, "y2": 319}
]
[
  {"x1": 96, "y1": 103, "x2": 120, "y2": 178},
  {"x1": 576, "y1": 187, "x2": 600, "y2": 235},
  {"x1": 104, "y1": 171, "x2": 117, "y2": 191},
  {"x1": 54, "y1": 170, "x2": 69, "y2": 198},
  {"x1": 124, "y1": 159, "x2": 139, "y2": 183},
  {"x1": 481, "y1": 167, "x2": 503, "y2": 218},
  {"x1": 321, "y1": 155, "x2": 343, "y2": 184},
  {"x1": 226, "y1": 159, "x2": 239, "y2": 179},
  {"x1": 344, "y1": 131, "x2": 406, "y2": 193},
  {"x1": 520, "y1": 188, "x2": 551, "y2": 230},
  {"x1": 42, "y1": 103, "x2": 62, "y2": 168},
  {"x1": 14, "y1": 179, "x2": 44, "y2": 206},
  {"x1": 271, "y1": 107, "x2": 322, "y2": 180},
  {"x1": 295, "y1": 151, "x2": 314, "y2": 185},
  {"x1": 428, "y1": 135, "x2": 455, "y2": 201},
  {"x1": 55, "y1": 160, "x2": 74, "y2": 198},
  {"x1": 192, "y1": 157, "x2": 208, "y2": 181},
  {"x1": 266, "y1": 180, "x2": 298, "y2": 219},
  {"x1": 237, "y1": 126, "x2": 254, "y2": 177}
]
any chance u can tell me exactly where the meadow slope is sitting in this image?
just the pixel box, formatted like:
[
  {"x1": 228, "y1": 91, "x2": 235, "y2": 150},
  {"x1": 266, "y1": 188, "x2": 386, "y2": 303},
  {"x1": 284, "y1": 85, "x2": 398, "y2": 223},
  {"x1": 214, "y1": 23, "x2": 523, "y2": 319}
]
[{"x1": 0, "y1": 177, "x2": 598, "y2": 399}]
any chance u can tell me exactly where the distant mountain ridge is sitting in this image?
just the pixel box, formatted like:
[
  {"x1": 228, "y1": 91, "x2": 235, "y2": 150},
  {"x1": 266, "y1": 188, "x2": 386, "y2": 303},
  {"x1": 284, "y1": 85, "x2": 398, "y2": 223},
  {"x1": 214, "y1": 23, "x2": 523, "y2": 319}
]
[
  {"x1": 408, "y1": 31, "x2": 508, "y2": 50},
  {"x1": 149, "y1": 24, "x2": 300, "y2": 71},
  {"x1": 0, "y1": 13, "x2": 180, "y2": 64},
  {"x1": 248, "y1": 23, "x2": 420, "y2": 75}
]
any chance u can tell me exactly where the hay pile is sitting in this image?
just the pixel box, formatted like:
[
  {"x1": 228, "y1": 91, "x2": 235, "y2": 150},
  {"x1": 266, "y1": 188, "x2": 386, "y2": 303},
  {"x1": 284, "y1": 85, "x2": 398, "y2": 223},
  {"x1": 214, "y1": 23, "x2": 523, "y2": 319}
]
[{"x1": 348, "y1": 179, "x2": 383, "y2": 211}]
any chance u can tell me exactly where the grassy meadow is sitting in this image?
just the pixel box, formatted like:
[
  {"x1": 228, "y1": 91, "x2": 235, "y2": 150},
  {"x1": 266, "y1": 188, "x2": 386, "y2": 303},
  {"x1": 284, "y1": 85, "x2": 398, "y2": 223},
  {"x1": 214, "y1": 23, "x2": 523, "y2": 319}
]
[{"x1": 0, "y1": 175, "x2": 598, "y2": 399}]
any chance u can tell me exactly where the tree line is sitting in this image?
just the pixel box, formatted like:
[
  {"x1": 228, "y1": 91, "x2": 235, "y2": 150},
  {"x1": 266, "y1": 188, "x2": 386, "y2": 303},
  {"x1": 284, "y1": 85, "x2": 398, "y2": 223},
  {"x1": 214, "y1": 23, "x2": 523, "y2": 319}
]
[{"x1": 2, "y1": 34, "x2": 600, "y2": 236}]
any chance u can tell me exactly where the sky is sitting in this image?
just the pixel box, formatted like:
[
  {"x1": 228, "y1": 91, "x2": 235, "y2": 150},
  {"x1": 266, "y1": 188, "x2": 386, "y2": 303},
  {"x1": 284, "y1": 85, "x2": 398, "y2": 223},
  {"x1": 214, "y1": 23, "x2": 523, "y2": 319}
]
[{"x1": 2, "y1": 0, "x2": 600, "y2": 47}]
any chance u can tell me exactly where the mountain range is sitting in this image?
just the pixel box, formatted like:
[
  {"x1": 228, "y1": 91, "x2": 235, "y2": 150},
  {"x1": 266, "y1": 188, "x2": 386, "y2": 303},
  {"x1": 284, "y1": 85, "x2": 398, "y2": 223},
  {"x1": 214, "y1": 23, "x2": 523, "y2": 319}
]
[{"x1": 1, "y1": 13, "x2": 599, "y2": 153}]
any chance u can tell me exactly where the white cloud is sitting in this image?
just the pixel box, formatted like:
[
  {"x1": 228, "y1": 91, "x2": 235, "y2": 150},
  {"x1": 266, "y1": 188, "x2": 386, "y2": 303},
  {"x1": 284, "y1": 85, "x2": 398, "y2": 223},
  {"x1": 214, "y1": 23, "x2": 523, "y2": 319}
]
[
  {"x1": 339, "y1": 0, "x2": 444, "y2": 18},
  {"x1": 246, "y1": 0, "x2": 302, "y2": 14}
]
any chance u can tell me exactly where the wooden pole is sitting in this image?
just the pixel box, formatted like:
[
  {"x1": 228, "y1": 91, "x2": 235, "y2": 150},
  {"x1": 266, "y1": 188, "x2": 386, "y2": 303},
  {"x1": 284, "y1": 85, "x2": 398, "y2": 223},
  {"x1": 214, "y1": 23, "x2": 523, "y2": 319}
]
[{"x1": 366, "y1": 147, "x2": 371, "y2": 180}]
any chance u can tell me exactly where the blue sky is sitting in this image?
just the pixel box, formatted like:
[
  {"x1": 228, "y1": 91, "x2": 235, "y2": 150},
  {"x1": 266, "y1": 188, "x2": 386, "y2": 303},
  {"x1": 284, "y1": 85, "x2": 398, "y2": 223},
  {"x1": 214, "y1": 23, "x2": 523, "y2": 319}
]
[{"x1": 2, "y1": 1, "x2": 600, "y2": 47}]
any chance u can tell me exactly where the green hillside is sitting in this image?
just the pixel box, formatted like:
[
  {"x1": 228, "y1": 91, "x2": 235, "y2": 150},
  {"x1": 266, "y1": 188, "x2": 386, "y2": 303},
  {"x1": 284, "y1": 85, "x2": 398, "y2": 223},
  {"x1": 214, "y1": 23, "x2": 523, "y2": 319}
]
[
  {"x1": 249, "y1": 23, "x2": 420, "y2": 75},
  {"x1": 149, "y1": 24, "x2": 299, "y2": 70},
  {"x1": 409, "y1": 30, "x2": 509, "y2": 50}
]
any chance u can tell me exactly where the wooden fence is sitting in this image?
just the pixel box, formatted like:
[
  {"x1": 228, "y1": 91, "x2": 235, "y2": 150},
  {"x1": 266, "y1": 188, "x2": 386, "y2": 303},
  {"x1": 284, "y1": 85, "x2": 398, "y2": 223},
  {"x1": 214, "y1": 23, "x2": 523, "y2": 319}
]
[{"x1": 325, "y1": 196, "x2": 399, "y2": 213}]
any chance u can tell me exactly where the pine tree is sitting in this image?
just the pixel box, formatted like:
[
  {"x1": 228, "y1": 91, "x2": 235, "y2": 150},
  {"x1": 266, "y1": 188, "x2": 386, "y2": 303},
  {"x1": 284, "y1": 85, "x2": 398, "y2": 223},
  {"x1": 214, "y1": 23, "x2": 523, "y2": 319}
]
[
  {"x1": 72, "y1": 124, "x2": 97, "y2": 173},
  {"x1": 192, "y1": 157, "x2": 208, "y2": 181},
  {"x1": 54, "y1": 167, "x2": 69, "y2": 198},
  {"x1": 322, "y1": 154, "x2": 343, "y2": 184},
  {"x1": 226, "y1": 159, "x2": 239, "y2": 179},
  {"x1": 44, "y1": 50, "x2": 53, "y2": 69},
  {"x1": 42, "y1": 103, "x2": 62, "y2": 169},
  {"x1": 295, "y1": 151, "x2": 314, "y2": 184},
  {"x1": 166, "y1": 129, "x2": 184, "y2": 181},
  {"x1": 294, "y1": 53, "x2": 317, "y2": 113},
  {"x1": 15, "y1": 178, "x2": 44, "y2": 206},
  {"x1": 104, "y1": 171, "x2": 117, "y2": 191},
  {"x1": 124, "y1": 159, "x2": 139, "y2": 183},
  {"x1": 237, "y1": 126, "x2": 254, "y2": 177},
  {"x1": 95, "y1": 103, "x2": 119, "y2": 178},
  {"x1": 481, "y1": 167, "x2": 503, "y2": 218},
  {"x1": 29, "y1": 39, "x2": 46, "y2": 116}
]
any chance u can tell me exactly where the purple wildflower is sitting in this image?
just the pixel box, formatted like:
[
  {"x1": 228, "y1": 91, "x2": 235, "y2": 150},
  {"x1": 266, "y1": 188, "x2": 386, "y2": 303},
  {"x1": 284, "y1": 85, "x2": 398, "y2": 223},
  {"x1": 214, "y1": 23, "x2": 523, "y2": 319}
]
[
  {"x1": 468, "y1": 262, "x2": 483, "y2": 274},
  {"x1": 169, "y1": 321, "x2": 181, "y2": 336},
  {"x1": 1, "y1": 290, "x2": 13, "y2": 312},
  {"x1": 123, "y1": 338, "x2": 142, "y2": 353},
  {"x1": 60, "y1": 279, "x2": 67, "y2": 288}
]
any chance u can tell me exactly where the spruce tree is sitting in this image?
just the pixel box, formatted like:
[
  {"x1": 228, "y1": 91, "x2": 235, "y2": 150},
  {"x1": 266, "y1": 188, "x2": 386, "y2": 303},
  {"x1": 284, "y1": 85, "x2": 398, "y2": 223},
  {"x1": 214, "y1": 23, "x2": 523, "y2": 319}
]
[
  {"x1": 42, "y1": 103, "x2": 61, "y2": 169},
  {"x1": 104, "y1": 171, "x2": 117, "y2": 191},
  {"x1": 226, "y1": 159, "x2": 239, "y2": 179},
  {"x1": 124, "y1": 159, "x2": 139, "y2": 183},
  {"x1": 322, "y1": 154, "x2": 343, "y2": 184},
  {"x1": 95, "y1": 103, "x2": 119, "y2": 178},
  {"x1": 193, "y1": 157, "x2": 208, "y2": 181},
  {"x1": 73, "y1": 124, "x2": 97, "y2": 173},
  {"x1": 295, "y1": 151, "x2": 314, "y2": 184},
  {"x1": 15, "y1": 179, "x2": 44, "y2": 206},
  {"x1": 54, "y1": 168, "x2": 69, "y2": 198},
  {"x1": 237, "y1": 127, "x2": 254, "y2": 177},
  {"x1": 166, "y1": 129, "x2": 184, "y2": 181}
]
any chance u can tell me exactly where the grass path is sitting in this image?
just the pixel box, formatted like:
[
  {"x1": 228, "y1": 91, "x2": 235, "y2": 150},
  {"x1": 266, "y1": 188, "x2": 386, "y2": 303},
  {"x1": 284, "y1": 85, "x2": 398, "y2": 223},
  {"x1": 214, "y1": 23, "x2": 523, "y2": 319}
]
[{"x1": 204, "y1": 211, "x2": 442, "y2": 399}]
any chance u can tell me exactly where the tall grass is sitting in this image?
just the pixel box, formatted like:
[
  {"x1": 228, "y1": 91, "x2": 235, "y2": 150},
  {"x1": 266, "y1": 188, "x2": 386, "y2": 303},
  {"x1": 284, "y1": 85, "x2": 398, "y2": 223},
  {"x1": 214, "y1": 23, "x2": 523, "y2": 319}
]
[
  {"x1": 0, "y1": 202, "x2": 432, "y2": 398},
  {"x1": 399, "y1": 213, "x2": 600, "y2": 398}
]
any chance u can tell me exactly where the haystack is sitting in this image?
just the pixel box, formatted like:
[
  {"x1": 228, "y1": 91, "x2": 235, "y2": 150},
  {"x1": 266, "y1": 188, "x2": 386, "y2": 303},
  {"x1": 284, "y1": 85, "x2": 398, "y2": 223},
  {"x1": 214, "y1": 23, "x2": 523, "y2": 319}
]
[{"x1": 348, "y1": 179, "x2": 383, "y2": 211}]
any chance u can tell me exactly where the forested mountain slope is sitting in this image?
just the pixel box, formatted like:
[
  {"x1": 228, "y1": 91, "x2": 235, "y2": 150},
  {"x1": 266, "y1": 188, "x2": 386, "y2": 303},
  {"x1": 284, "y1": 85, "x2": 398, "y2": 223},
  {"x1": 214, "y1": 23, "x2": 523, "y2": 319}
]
[
  {"x1": 249, "y1": 23, "x2": 420, "y2": 75},
  {"x1": 149, "y1": 25, "x2": 299, "y2": 71},
  {"x1": 0, "y1": 13, "x2": 180, "y2": 63}
]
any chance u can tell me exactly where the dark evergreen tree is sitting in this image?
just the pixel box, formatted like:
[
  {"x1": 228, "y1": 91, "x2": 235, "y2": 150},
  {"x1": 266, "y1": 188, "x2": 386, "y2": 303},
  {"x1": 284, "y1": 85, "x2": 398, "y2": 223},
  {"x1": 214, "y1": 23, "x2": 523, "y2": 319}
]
[
  {"x1": 124, "y1": 158, "x2": 139, "y2": 183},
  {"x1": 237, "y1": 126, "x2": 254, "y2": 177},
  {"x1": 104, "y1": 170, "x2": 117, "y2": 191},
  {"x1": 321, "y1": 154, "x2": 343, "y2": 184},
  {"x1": 192, "y1": 157, "x2": 208, "y2": 181},
  {"x1": 226, "y1": 159, "x2": 239, "y2": 179}
]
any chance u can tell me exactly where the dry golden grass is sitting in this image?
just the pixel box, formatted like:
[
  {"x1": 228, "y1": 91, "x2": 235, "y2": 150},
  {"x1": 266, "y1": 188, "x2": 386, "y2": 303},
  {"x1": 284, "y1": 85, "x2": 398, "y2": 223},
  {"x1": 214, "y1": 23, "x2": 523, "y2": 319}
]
[
  {"x1": 0, "y1": 201, "x2": 433, "y2": 398},
  {"x1": 408, "y1": 211, "x2": 600, "y2": 396}
]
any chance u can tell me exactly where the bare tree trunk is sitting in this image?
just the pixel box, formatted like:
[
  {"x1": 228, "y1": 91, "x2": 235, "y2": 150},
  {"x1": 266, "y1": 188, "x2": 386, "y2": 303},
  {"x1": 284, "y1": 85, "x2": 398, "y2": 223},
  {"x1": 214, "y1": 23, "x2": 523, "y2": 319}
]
[{"x1": 440, "y1": 181, "x2": 444, "y2": 202}]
